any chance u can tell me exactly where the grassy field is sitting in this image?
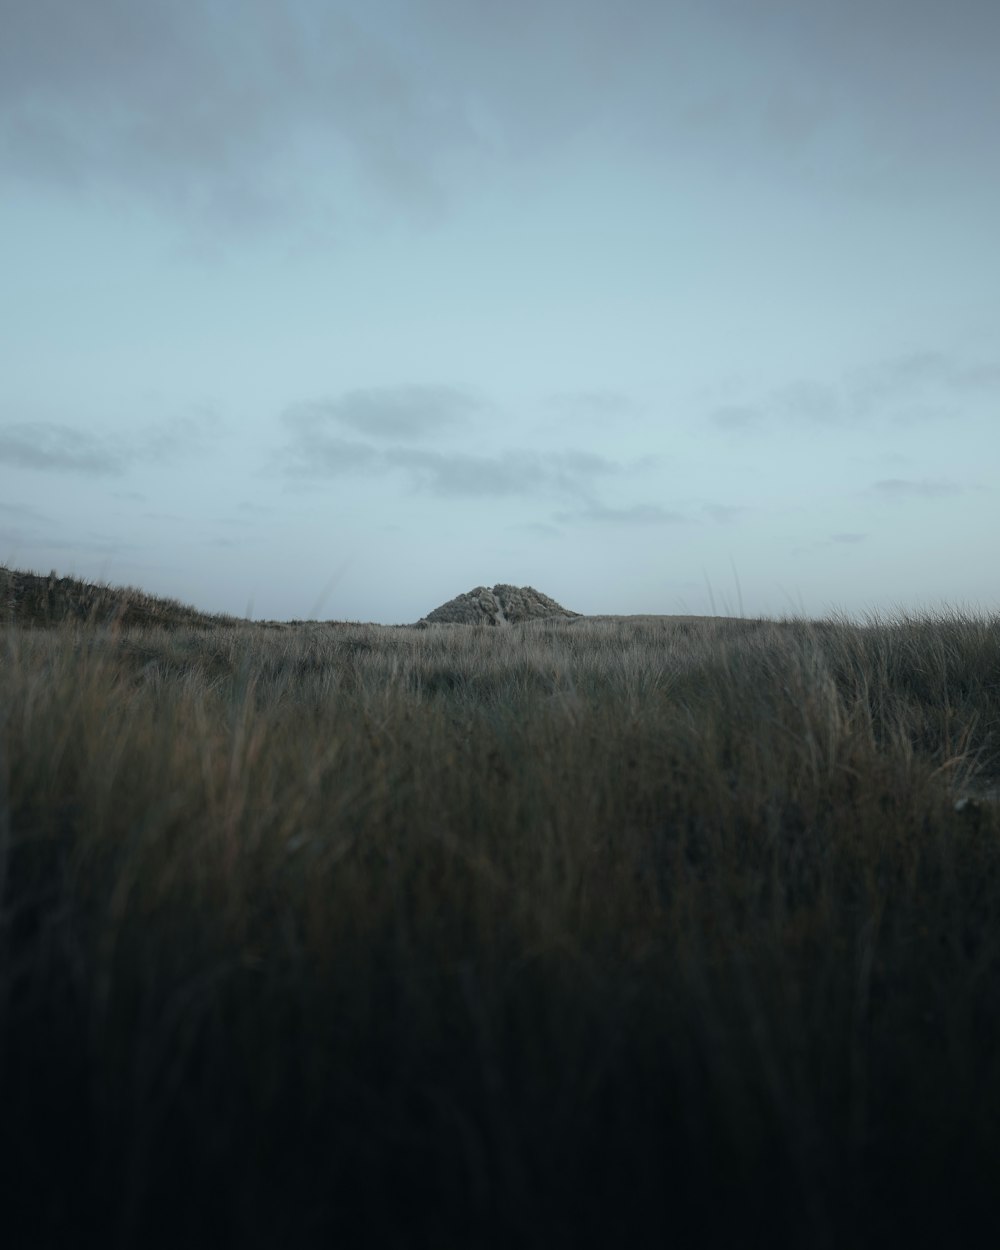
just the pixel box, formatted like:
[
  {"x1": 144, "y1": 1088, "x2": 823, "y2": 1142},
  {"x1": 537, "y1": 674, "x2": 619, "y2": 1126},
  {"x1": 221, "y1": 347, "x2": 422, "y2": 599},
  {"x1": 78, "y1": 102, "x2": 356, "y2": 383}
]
[{"x1": 2, "y1": 568, "x2": 999, "y2": 1247}]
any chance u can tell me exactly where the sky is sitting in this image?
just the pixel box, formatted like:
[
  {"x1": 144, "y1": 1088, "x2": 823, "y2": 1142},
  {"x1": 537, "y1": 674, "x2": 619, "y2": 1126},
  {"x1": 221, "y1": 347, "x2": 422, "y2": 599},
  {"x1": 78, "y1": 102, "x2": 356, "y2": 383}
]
[{"x1": 2, "y1": 0, "x2": 998, "y2": 624}]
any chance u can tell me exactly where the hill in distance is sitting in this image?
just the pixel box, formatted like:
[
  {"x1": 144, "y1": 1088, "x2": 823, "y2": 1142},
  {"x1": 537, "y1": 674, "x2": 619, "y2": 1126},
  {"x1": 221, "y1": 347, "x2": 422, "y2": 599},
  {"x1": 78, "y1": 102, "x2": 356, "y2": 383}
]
[
  {"x1": 0, "y1": 566, "x2": 589, "y2": 630},
  {"x1": 0, "y1": 565, "x2": 246, "y2": 630}
]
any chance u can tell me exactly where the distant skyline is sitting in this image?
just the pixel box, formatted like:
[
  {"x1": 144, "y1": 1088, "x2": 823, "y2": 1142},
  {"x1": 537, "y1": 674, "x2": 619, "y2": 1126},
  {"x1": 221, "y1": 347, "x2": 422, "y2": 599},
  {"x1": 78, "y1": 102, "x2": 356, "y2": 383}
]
[{"x1": 2, "y1": 0, "x2": 998, "y2": 623}]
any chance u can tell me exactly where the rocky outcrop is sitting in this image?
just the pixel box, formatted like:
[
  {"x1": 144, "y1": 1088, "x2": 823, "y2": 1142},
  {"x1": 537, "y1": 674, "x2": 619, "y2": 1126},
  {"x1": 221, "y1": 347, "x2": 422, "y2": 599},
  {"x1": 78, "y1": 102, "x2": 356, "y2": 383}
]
[{"x1": 417, "y1": 584, "x2": 581, "y2": 627}]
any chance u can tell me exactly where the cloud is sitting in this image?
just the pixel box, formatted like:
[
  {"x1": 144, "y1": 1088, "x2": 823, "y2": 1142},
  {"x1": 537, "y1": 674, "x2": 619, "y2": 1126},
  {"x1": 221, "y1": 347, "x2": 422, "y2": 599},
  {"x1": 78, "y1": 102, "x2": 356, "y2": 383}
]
[
  {"x1": 703, "y1": 504, "x2": 752, "y2": 524},
  {"x1": 716, "y1": 0, "x2": 1000, "y2": 184},
  {"x1": 279, "y1": 420, "x2": 619, "y2": 500},
  {"x1": 865, "y1": 351, "x2": 965, "y2": 390},
  {"x1": 0, "y1": 409, "x2": 228, "y2": 477},
  {"x1": 794, "y1": 531, "x2": 871, "y2": 552},
  {"x1": 510, "y1": 520, "x2": 561, "y2": 539},
  {"x1": 209, "y1": 514, "x2": 257, "y2": 530},
  {"x1": 0, "y1": 422, "x2": 125, "y2": 474},
  {"x1": 545, "y1": 389, "x2": 641, "y2": 421},
  {"x1": 143, "y1": 407, "x2": 227, "y2": 456},
  {"x1": 4, "y1": 0, "x2": 998, "y2": 241},
  {"x1": 710, "y1": 348, "x2": 1000, "y2": 435},
  {"x1": 0, "y1": 505, "x2": 142, "y2": 563},
  {"x1": 847, "y1": 350, "x2": 1000, "y2": 419},
  {"x1": 710, "y1": 405, "x2": 762, "y2": 432},
  {"x1": 281, "y1": 434, "x2": 382, "y2": 478},
  {"x1": 393, "y1": 446, "x2": 619, "y2": 500},
  {"x1": 772, "y1": 379, "x2": 842, "y2": 424},
  {"x1": 866, "y1": 478, "x2": 965, "y2": 499},
  {"x1": 0, "y1": 499, "x2": 50, "y2": 522},
  {"x1": 885, "y1": 403, "x2": 953, "y2": 429},
  {"x1": 388, "y1": 448, "x2": 556, "y2": 497},
  {"x1": 0, "y1": 0, "x2": 480, "y2": 233},
  {"x1": 278, "y1": 389, "x2": 624, "y2": 501},
  {"x1": 553, "y1": 500, "x2": 686, "y2": 526},
  {"x1": 286, "y1": 386, "x2": 482, "y2": 440},
  {"x1": 848, "y1": 452, "x2": 909, "y2": 469}
]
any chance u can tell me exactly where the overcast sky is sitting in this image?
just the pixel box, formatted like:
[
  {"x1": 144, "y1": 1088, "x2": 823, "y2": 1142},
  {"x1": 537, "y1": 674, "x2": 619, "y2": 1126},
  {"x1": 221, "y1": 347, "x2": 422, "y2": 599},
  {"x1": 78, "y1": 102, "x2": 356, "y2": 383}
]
[{"x1": 2, "y1": 0, "x2": 998, "y2": 623}]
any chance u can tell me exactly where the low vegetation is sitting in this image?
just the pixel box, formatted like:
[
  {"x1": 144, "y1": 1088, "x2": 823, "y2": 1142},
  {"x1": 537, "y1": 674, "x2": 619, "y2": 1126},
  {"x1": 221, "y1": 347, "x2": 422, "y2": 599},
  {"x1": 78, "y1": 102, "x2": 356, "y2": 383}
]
[
  {"x1": 0, "y1": 563, "x2": 245, "y2": 630},
  {"x1": 1, "y1": 568, "x2": 998, "y2": 1247}
]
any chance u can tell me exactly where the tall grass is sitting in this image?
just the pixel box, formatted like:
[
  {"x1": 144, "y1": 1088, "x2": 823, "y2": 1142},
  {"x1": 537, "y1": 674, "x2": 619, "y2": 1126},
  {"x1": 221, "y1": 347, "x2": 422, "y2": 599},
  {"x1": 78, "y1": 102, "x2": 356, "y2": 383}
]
[{"x1": 2, "y1": 609, "x2": 999, "y2": 1247}]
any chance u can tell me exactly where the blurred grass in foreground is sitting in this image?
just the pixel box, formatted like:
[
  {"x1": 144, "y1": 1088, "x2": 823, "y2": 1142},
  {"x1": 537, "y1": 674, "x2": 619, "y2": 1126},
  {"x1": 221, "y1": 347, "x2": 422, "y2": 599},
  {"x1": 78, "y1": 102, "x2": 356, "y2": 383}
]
[{"x1": 1, "y1": 606, "x2": 999, "y2": 1248}]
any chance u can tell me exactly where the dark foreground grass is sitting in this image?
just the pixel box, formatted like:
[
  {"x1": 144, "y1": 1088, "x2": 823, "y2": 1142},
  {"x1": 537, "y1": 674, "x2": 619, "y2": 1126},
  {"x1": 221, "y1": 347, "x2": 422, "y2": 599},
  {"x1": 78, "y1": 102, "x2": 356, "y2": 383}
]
[{"x1": 1, "y1": 608, "x2": 999, "y2": 1248}]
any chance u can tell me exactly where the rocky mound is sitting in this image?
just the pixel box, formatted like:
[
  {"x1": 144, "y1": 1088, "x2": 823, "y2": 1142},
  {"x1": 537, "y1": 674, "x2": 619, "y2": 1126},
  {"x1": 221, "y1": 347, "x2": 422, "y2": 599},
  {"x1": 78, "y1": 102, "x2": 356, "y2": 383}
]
[{"x1": 417, "y1": 584, "x2": 582, "y2": 627}]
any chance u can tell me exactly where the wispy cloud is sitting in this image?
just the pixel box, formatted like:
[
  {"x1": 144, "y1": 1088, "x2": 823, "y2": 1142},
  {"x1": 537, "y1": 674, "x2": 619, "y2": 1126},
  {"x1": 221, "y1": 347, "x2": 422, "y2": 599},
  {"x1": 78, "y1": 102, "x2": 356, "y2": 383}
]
[
  {"x1": 140, "y1": 409, "x2": 227, "y2": 461},
  {"x1": 884, "y1": 403, "x2": 953, "y2": 429},
  {"x1": 279, "y1": 390, "x2": 624, "y2": 501},
  {"x1": 866, "y1": 478, "x2": 965, "y2": 499},
  {"x1": 4, "y1": 0, "x2": 999, "y2": 242},
  {"x1": 850, "y1": 350, "x2": 1000, "y2": 413},
  {"x1": 286, "y1": 386, "x2": 482, "y2": 441},
  {"x1": 280, "y1": 430, "x2": 618, "y2": 501},
  {"x1": 389, "y1": 447, "x2": 558, "y2": 498},
  {"x1": 831, "y1": 532, "x2": 868, "y2": 543},
  {"x1": 281, "y1": 435, "x2": 382, "y2": 478},
  {"x1": 709, "y1": 405, "x2": 763, "y2": 432},
  {"x1": 0, "y1": 499, "x2": 50, "y2": 522},
  {"x1": 0, "y1": 516, "x2": 142, "y2": 562},
  {"x1": 554, "y1": 500, "x2": 686, "y2": 526},
  {"x1": 711, "y1": 348, "x2": 1000, "y2": 435},
  {"x1": 0, "y1": 3, "x2": 467, "y2": 232},
  {"x1": 703, "y1": 503, "x2": 752, "y2": 524},
  {"x1": 545, "y1": 389, "x2": 641, "y2": 421},
  {"x1": 772, "y1": 379, "x2": 841, "y2": 424},
  {"x1": 0, "y1": 422, "x2": 125, "y2": 474},
  {"x1": 0, "y1": 409, "x2": 227, "y2": 477},
  {"x1": 0, "y1": 499, "x2": 53, "y2": 562},
  {"x1": 510, "y1": 520, "x2": 561, "y2": 539}
]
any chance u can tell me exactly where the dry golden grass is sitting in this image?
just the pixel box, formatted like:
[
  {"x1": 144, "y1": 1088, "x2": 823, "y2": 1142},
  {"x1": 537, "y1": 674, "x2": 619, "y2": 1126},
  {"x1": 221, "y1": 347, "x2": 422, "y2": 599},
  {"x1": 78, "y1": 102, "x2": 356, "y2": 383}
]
[{"x1": 1, "y1": 581, "x2": 999, "y2": 1247}]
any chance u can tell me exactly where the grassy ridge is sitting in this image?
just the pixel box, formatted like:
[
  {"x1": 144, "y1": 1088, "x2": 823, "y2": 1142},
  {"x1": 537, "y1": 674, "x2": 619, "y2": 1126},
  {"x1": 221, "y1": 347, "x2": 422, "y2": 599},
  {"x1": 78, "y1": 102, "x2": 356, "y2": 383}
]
[
  {"x1": 0, "y1": 563, "x2": 248, "y2": 630},
  {"x1": 1, "y1": 599, "x2": 999, "y2": 1247}
]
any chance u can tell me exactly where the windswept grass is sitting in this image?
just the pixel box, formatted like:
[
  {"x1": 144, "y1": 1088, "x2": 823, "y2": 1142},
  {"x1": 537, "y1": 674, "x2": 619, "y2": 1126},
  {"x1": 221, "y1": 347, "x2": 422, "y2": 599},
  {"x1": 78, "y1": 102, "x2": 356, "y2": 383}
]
[
  {"x1": 0, "y1": 563, "x2": 247, "y2": 630},
  {"x1": 1, "y1": 604, "x2": 999, "y2": 1247}
]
